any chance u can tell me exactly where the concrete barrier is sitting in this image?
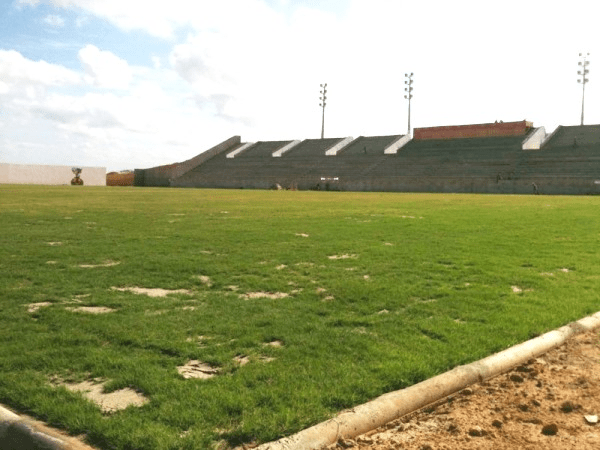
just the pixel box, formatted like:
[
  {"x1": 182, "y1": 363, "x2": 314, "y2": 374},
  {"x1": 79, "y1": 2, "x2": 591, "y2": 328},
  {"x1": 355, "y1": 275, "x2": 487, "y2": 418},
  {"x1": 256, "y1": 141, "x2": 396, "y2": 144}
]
[
  {"x1": 258, "y1": 312, "x2": 600, "y2": 450},
  {"x1": 522, "y1": 127, "x2": 546, "y2": 150},
  {"x1": 0, "y1": 405, "x2": 97, "y2": 450},
  {"x1": 273, "y1": 140, "x2": 301, "y2": 157},
  {"x1": 227, "y1": 142, "x2": 255, "y2": 159},
  {"x1": 383, "y1": 135, "x2": 411, "y2": 154},
  {"x1": 325, "y1": 137, "x2": 354, "y2": 156}
]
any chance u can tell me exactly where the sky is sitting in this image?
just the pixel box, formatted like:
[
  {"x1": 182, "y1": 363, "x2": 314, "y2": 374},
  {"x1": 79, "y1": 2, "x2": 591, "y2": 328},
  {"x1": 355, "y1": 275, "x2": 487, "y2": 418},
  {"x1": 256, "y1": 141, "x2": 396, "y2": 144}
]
[{"x1": 1, "y1": 0, "x2": 598, "y2": 172}]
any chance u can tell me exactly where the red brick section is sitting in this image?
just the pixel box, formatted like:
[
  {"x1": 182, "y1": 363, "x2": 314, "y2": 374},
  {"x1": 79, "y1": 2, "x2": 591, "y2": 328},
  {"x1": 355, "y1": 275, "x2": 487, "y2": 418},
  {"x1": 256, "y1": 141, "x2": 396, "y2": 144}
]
[
  {"x1": 414, "y1": 120, "x2": 533, "y2": 140},
  {"x1": 106, "y1": 172, "x2": 135, "y2": 186}
]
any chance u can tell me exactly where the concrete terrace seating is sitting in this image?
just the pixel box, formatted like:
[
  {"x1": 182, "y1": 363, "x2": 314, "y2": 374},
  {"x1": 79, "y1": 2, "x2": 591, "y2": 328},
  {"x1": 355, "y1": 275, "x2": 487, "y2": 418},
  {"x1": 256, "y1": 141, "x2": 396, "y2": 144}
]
[
  {"x1": 338, "y1": 135, "x2": 403, "y2": 156},
  {"x1": 543, "y1": 125, "x2": 600, "y2": 149},
  {"x1": 378, "y1": 133, "x2": 533, "y2": 178},
  {"x1": 173, "y1": 139, "x2": 337, "y2": 188},
  {"x1": 235, "y1": 141, "x2": 294, "y2": 158},
  {"x1": 149, "y1": 123, "x2": 600, "y2": 194},
  {"x1": 284, "y1": 138, "x2": 344, "y2": 157},
  {"x1": 518, "y1": 125, "x2": 600, "y2": 179}
]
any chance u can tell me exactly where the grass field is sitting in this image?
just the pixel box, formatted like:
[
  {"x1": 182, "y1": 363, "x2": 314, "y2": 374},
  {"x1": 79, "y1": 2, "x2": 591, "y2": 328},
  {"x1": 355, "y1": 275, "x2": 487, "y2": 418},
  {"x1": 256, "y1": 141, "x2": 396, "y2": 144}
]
[{"x1": 1, "y1": 185, "x2": 600, "y2": 449}]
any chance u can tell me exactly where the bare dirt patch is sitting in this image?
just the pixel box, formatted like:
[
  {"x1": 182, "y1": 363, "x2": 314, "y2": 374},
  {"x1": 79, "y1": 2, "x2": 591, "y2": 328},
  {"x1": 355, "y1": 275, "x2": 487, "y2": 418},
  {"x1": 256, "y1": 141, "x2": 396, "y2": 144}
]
[
  {"x1": 46, "y1": 242, "x2": 62, "y2": 246},
  {"x1": 66, "y1": 306, "x2": 115, "y2": 314},
  {"x1": 112, "y1": 286, "x2": 193, "y2": 297},
  {"x1": 239, "y1": 292, "x2": 289, "y2": 300},
  {"x1": 177, "y1": 361, "x2": 220, "y2": 379},
  {"x1": 194, "y1": 275, "x2": 212, "y2": 287},
  {"x1": 57, "y1": 380, "x2": 148, "y2": 413},
  {"x1": 233, "y1": 355, "x2": 250, "y2": 366},
  {"x1": 295, "y1": 233, "x2": 310, "y2": 237},
  {"x1": 330, "y1": 328, "x2": 600, "y2": 450},
  {"x1": 26, "y1": 302, "x2": 52, "y2": 313},
  {"x1": 264, "y1": 340, "x2": 283, "y2": 348},
  {"x1": 328, "y1": 254, "x2": 357, "y2": 260},
  {"x1": 78, "y1": 260, "x2": 120, "y2": 269}
]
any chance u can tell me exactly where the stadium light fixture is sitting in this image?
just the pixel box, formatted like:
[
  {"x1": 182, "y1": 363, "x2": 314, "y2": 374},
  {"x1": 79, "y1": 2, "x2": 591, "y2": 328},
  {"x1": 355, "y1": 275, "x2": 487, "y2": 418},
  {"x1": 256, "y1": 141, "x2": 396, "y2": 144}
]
[
  {"x1": 577, "y1": 53, "x2": 590, "y2": 126},
  {"x1": 319, "y1": 83, "x2": 327, "y2": 139},
  {"x1": 404, "y1": 73, "x2": 414, "y2": 135}
]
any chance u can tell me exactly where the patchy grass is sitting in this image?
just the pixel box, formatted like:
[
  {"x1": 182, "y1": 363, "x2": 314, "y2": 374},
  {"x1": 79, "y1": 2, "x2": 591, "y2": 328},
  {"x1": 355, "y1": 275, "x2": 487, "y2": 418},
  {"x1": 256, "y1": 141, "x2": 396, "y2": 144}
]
[{"x1": 2, "y1": 185, "x2": 600, "y2": 449}]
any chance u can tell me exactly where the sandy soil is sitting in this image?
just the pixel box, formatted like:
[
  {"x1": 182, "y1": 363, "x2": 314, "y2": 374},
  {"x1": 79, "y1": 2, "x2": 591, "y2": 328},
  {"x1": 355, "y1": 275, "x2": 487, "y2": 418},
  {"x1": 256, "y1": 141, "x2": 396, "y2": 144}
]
[
  {"x1": 60, "y1": 380, "x2": 149, "y2": 413},
  {"x1": 328, "y1": 329, "x2": 600, "y2": 450}
]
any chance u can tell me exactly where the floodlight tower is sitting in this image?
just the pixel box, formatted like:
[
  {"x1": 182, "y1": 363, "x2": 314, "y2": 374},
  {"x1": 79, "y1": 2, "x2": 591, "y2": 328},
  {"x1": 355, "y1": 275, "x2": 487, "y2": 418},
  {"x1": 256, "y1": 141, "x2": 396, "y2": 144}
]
[
  {"x1": 578, "y1": 53, "x2": 590, "y2": 126},
  {"x1": 319, "y1": 83, "x2": 327, "y2": 139},
  {"x1": 404, "y1": 73, "x2": 414, "y2": 135}
]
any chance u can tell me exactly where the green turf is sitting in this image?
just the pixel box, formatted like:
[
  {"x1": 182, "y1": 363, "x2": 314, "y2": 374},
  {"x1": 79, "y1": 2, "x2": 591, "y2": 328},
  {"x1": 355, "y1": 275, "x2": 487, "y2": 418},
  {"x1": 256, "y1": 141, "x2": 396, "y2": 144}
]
[{"x1": 1, "y1": 185, "x2": 599, "y2": 449}]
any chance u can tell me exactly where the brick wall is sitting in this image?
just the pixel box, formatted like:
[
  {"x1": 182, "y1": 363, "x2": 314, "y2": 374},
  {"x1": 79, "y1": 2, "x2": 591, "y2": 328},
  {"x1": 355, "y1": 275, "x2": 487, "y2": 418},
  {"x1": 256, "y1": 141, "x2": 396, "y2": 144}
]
[
  {"x1": 106, "y1": 172, "x2": 135, "y2": 186},
  {"x1": 414, "y1": 120, "x2": 533, "y2": 140}
]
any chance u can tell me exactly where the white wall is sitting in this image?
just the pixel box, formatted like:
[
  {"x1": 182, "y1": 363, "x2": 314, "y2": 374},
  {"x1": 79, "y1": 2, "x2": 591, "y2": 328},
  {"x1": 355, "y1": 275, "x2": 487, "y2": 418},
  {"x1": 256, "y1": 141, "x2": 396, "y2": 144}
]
[{"x1": 0, "y1": 164, "x2": 106, "y2": 186}]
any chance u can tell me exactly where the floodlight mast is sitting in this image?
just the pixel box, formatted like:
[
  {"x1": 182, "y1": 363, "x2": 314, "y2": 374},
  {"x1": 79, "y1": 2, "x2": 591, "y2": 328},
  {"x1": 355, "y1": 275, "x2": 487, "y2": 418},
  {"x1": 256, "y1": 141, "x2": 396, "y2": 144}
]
[
  {"x1": 319, "y1": 83, "x2": 327, "y2": 139},
  {"x1": 578, "y1": 53, "x2": 590, "y2": 126},
  {"x1": 404, "y1": 73, "x2": 414, "y2": 135}
]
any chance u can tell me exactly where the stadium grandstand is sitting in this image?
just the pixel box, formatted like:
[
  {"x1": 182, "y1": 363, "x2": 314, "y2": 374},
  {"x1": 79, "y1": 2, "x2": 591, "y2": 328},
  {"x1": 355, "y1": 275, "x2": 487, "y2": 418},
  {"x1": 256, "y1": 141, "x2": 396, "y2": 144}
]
[{"x1": 133, "y1": 121, "x2": 600, "y2": 195}]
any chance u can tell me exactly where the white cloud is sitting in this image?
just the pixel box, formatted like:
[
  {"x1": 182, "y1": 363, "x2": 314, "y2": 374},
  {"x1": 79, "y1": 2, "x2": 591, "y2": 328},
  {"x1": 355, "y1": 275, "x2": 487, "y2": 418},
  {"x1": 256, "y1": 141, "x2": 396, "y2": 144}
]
[
  {"x1": 43, "y1": 14, "x2": 65, "y2": 27},
  {"x1": 78, "y1": 45, "x2": 132, "y2": 89},
  {"x1": 0, "y1": 48, "x2": 239, "y2": 170},
  {"x1": 0, "y1": 50, "x2": 81, "y2": 88}
]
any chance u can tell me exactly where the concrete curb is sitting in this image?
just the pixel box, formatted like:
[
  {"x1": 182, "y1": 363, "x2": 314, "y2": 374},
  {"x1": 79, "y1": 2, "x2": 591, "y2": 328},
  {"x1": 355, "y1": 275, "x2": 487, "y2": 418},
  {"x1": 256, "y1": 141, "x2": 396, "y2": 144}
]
[
  {"x1": 257, "y1": 311, "x2": 600, "y2": 450},
  {"x1": 0, "y1": 404, "x2": 96, "y2": 450}
]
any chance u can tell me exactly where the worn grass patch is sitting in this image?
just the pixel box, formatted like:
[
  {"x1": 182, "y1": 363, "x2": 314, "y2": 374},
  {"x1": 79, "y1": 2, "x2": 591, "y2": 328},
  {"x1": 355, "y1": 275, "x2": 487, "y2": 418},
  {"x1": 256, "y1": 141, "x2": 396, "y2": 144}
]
[{"x1": 2, "y1": 186, "x2": 600, "y2": 449}]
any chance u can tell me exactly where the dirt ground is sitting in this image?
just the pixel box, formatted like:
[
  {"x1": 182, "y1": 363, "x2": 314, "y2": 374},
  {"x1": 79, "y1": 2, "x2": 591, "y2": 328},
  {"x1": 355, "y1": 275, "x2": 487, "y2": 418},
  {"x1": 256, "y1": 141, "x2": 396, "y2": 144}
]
[{"x1": 327, "y1": 328, "x2": 600, "y2": 450}]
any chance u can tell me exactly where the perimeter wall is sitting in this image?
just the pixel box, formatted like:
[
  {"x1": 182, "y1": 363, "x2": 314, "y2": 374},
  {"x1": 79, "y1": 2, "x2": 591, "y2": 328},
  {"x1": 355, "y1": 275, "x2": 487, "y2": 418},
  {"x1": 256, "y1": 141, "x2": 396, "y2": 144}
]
[{"x1": 0, "y1": 164, "x2": 106, "y2": 186}]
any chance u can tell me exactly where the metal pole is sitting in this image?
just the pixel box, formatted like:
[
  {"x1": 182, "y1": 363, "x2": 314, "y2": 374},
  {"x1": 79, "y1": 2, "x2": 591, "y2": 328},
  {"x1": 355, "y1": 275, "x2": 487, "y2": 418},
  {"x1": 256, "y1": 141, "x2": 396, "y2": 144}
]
[
  {"x1": 404, "y1": 73, "x2": 413, "y2": 135},
  {"x1": 581, "y1": 81, "x2": 586, "y2": 126},
  {"x1": 407, "y1": 94, "x2": 411, "y2": 135},
  {"x1": 578, "y1": 53, "x2": 590, "y2": 126},
  {"x1": 319, "y1": 83, "x2": 327, "y2": 139}
]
